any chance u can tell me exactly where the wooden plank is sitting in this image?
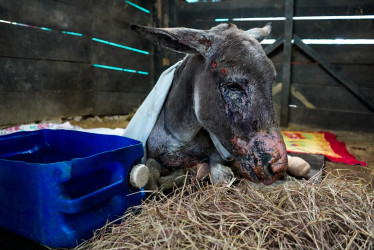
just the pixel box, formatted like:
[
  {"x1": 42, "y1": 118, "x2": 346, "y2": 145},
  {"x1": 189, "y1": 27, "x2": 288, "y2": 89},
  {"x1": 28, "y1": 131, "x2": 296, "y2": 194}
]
[
  {"x1": 0, "y1": 58, "x2": 92, "y2": 91},
  {"x1": 91, "y1": 0, "x2": 153, "y2": 79},
  {"x1": 295, "y1": 19, "x2": 374, "y2": 39},
  {"x1": 177, "y1": 0, "x2": 284, "y2": 19},
  {"x1": 266, "y1": 48, "x2": 284, "y2": 67},
  {"x1": 177, "y1": 8, "x2": 284, "y2": 27},
  {"x1": 0, "y1": 24, "x2": 90, "y2": 62},
  {"x1": 265, "y1": 44, "x2": 289, "y2": 64},
  {"x1": 288, "y1": 107, "x2": 374, "y2": 132},
  {"x1": 0, "y1": 0, "x2": 92, "y2": 35},
  {"x1": 91, "y1": 42, "x2": 151, "y2": 72},
  {"x1": 93, "y1": 92, "x2": 147, "y2": 115},
  {"x1": 53, "y1": 0, "x2": 92, "y2": 10},
  {"x1": 92, "y1": 67, "x2": 152, "y2": 93},
  {"x1": 94, "y1": 0, "x2": 153, "y2": 12},
  {"x1": 300, "y1": 45, "x2": 374, "y2": 65},
  {"x1": 177, "y1": 0, "x2": 374, "y2": 39},
  {"x1": 0, "y1": 91, "x2": 94, "y2": 126},
  {"x1": 92, "y1": 1, "x2": 153, "y2": 47},
  {"x1": 92, "y1": 0, "x2": 124, "y2": 8},
  {"x1": 289, "y1": 84, "x2": 373, "y2": 112},
  {"x1": 295, "y1": 0, "x2": 374, "y2": 16},
  {"x1": 273, "y1": 63, "x2": 374, "y2": 89},
  {"x1": 91, "y1": 26, "x2": 151, "y2": 55},
  {"x1": 179, "y1": 0, "x2": 285, "y2": 9},
  {"x1": 329, "y1": 65, "x2": 374, "y2": 89},
  {"x1": 169, "y1": 0, "x2": 177, "y2": 27},
  {"x1": 274, "y1": 62, "x2": 283, "y2": 83},
  {"x1": 294, "y1": 36, "x2": 374, "y2": 111},
  {"x1": 0, "y1": 0, "x2": 156, "y2": 126},
  {"x1": 280, "y1": 0, "x2": 294, "y2": 126},
  {"x1": 272, "y1": 85, "x2": 282, "y2": 123},
  {"x1": 267, "y1": 42, "x2": 374, "y2": 65},
  {"x1": 177, "y1": 2, "x2": 284, "y2": 31},
  {"x1": 265, "y1": 35, "x2": 284, "y2": 56},
  {"x1": 283, "y1": 64, "x2": 374, "y2": 89}
]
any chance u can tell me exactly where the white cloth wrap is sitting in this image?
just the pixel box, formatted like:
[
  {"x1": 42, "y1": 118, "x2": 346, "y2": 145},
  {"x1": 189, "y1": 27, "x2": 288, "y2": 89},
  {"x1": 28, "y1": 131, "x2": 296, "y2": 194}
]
[{"x1": 123, "y1": 61, "x2": 182, "y2": 162}]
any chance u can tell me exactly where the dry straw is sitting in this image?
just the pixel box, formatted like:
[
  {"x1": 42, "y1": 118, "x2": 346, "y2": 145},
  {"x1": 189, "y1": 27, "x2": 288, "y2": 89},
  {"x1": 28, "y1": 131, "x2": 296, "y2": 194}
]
[{"x1": 76, "y1": 172, "x2": 374, "y2": 249}]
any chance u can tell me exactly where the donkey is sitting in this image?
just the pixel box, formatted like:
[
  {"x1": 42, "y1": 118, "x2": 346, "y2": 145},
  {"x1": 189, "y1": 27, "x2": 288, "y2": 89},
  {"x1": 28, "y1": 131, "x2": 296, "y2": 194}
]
[{"x1": 131, "y1": 23, "x2": 288, "y2": 186}]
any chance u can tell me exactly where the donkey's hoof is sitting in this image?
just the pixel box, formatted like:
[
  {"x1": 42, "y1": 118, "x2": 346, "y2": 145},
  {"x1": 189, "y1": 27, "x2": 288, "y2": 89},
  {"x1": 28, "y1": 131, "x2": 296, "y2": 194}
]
[
  {"x1": 145, "y1": 158, "x2": 162, "y2": 190},
  {"x1": 130, "y1": 164, "x2": 150, "y2": 188},
  {"x1": 210, "y1": 164, "x2": 234, "y2": 184},
  {"x1": 159, "y1": 169, "x2": 188, "y2": 191},
  {"x1": 194, "y1": 163, "x2": 211, "y2": 179}
]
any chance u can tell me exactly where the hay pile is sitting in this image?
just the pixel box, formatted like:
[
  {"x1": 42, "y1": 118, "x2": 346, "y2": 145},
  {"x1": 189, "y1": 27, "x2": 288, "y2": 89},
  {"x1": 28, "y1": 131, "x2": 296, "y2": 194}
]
[{"x1": 76, "y1": 173, "x2": 374, "y2": 249}]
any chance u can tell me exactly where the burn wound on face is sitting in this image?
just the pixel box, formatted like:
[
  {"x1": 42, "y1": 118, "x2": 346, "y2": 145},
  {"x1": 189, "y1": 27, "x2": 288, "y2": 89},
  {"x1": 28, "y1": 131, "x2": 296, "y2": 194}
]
[
  {"x1": 230, "y1": 132, "x2": 287, "y2": 184},
  {"x1": 251, "y1": 120, "x2": 258, "y2": 131},
  {"x1": 231, "y1": 134, "x2": 249, "y2": 155},
  {"x1": 221, "y1": 68, "x2": 228, "y2": 75},
  {"x1": 231, "y1": 133, "x2": 285, "y2": 168},
  {"x1": 199, "y1": 38, "x2": 213, "y2": 47},
  {"x1": 211, "y1": 61, "x2": 217, "y2": 68},
  {"x1": 219, "y1": 77, "x2": 251, "y2": 123}
]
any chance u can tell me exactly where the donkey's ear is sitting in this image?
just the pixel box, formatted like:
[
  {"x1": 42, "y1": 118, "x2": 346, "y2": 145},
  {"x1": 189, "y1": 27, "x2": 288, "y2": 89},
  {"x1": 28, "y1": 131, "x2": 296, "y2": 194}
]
[
  {"x1": 246, "y1": 23, "x2": 271, "y2": 42},
  {"x1": 130, "y1": 24, "x2": 212, "y2": 55}
]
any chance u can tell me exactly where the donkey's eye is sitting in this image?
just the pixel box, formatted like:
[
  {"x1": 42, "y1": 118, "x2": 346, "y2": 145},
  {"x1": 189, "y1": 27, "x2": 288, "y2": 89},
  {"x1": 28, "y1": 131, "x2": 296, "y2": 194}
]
[{"x1": 227, "y1": 82, "x2": 244, "y2": 92}]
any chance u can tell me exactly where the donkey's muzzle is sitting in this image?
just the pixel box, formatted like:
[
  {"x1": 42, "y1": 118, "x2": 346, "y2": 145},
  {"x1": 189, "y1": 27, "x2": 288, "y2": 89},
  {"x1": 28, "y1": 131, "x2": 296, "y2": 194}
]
[{"x1": 232, "y1": 131, "x2": 288, "y2": 185}]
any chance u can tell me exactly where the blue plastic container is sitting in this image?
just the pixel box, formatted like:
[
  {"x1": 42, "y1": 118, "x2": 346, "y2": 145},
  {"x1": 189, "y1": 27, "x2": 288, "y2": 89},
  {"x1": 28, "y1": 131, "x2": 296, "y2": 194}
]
[{"x1": 0, "y1": 129, "x2": 145, "y2": 248}]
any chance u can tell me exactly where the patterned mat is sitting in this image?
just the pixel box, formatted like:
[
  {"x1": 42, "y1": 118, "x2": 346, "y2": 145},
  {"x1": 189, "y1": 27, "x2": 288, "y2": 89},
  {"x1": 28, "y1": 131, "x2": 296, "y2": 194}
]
[{"x1": 282, "y1": 131, "x2": 367, "y2": 166}]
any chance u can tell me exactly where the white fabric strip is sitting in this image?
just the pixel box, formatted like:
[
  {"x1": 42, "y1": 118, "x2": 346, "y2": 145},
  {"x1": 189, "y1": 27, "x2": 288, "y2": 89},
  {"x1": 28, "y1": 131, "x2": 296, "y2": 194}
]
[{"x1": 123, "y1": 61, "x2": 182, "y2": 162}]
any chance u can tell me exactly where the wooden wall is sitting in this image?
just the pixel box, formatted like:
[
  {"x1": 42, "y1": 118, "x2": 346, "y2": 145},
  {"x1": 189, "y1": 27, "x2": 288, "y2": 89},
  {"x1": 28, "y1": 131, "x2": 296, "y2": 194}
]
[
  {"x1": 175, "y1": 0, "x2": 374, "y2": 132},
  {"x1": 0, "y1": 0, "x2": 153, "y2": 126},
  {"x1": 1, "y1": 0, "x2": 373, "y2": 132}
]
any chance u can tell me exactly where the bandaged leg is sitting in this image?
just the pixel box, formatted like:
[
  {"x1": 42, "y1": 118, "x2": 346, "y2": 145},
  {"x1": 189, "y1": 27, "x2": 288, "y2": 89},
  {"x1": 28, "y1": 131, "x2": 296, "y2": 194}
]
[{"x1": 287, "y1": 155, "x2": 311, "y2": 177}]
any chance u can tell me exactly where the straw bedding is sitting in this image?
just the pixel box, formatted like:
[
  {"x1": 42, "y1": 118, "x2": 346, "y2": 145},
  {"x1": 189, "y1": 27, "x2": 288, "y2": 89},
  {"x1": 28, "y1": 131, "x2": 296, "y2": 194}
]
[{"x1": 76, "y1": 172, "x2": 374, "y2": 249}]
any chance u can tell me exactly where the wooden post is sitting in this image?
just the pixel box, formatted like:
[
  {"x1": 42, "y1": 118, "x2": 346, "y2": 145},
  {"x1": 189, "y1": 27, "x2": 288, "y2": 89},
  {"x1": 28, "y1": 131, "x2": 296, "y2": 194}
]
[
  {"x1": 280, "y1": 0, "x2": 294, "y2": 127},
  {"x1": 152, "y1": 0, "x2": 162, "y2": 85},
  {"x1": 264, "y1": 35, "x2": 284, "y2": 56}
]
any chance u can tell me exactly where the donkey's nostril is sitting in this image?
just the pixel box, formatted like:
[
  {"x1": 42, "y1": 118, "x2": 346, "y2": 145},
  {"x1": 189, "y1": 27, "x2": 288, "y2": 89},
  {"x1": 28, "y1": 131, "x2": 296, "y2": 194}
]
[
  {"x1": 263, "y1": 163, "x2": 275, "y2": 178},
  {"x1": 251, "y1": 120, "x2": 258, "y2": 131}
]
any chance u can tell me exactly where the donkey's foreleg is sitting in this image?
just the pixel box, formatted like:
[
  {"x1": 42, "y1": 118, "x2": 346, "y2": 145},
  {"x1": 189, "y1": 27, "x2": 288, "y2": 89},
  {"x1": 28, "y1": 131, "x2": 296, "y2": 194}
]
[
  {"x1": 209, "y1": 153, "x2": 234, "y2": 184},
  {"x1": 157, "y1": 163, "x2": 210, "y2": 190},
  {"x1": 193, "y1": 162, "x2": 211, "y2": 179},
  {"x1": 144, "y1": 158, "x2": 192, "y2": 191},
  {"x1": 144, "y1": 158, "x2": 161, "y2": 190},
  {"x1": 159, "y1": 169, "x2": 188, "y2": 190}
]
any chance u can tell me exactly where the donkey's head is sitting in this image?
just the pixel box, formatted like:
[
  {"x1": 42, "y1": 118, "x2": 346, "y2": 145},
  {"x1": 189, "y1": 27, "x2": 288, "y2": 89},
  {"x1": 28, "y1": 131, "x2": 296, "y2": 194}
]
[{"x1": 131, "y1": 23, "x2": 287, "y2": 185}]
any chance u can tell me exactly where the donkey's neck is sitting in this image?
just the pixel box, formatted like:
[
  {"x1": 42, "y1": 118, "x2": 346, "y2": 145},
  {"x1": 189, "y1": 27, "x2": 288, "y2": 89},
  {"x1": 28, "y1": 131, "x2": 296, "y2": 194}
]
[{"x1": 163, "y1": 55, "x2": 204, "y2": 142}]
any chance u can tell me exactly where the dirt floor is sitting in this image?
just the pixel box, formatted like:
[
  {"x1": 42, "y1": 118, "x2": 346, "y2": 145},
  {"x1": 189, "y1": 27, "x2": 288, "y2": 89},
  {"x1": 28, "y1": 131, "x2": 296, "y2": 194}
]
[{"x1": 69, "y1": 115, "x2": 374, "y2": 182}]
